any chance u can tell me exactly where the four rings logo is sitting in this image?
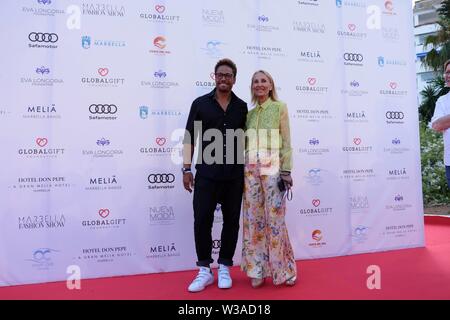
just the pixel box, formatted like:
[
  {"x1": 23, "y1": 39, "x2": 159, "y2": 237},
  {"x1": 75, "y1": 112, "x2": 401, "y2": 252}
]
[
  {"x1": 385, "y1": 111, "x2": 404, "y2": 120},
  {"x1": 343, "y1": 53, "x2": 363, "y2": 62},
  {"x1": 148, "y1": 173, "x2": 175, "y2": 184},
  {"x1": 89, "y1": 104, "x2": 117, "y2": 114},
  {"x1": 29, "y1": 32, "x2": 58, "y2": 43}
]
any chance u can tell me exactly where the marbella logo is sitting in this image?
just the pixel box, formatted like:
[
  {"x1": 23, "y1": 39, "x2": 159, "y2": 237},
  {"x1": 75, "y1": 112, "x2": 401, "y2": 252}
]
[
  {"x1": 293, "y1": 20, "x2": 325, "y2": 34},
  {"x1": 82, "y1": 3, "x2": 125, "y2": 17},
  {"x1": 81, "y1": 36, "x2": 126, "y2": 49}
]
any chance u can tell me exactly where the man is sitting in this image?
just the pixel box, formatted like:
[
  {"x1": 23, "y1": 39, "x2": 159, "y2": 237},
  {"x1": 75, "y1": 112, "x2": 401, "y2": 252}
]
[
  {"x1": 431, "y1": 59, "x2": 450, "y2": 188},
  {"x1": 182, "y1": 58, "x2": 247, "y2": 292}
]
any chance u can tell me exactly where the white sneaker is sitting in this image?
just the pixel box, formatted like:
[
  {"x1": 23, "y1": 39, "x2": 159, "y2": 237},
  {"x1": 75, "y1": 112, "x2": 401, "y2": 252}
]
[
  {"x1": 218, "y1": 264, "x2": 232, "y2": 289},
  {"x1": 188, "y1": 267, "x2": 214, "y2": 292}
]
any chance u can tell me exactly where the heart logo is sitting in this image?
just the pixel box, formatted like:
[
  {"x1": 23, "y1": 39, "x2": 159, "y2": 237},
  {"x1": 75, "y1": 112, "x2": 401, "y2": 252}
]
[
  {"x1": 312, "y1": 199, "x2": 321, "y2": 207},
  {"x1": 36, "y1": 137, "x2": 48, "y2": 147},
  {"x1": 210, "y1": 72, "x2": 216, "y2": 80},
  {"x1": 307, "y1": 77, "x2": 317, "y2": 85},
  {"x1": 98, "y1": 209, "x2": 110, "y2": 218},
  {"x1": 389, "y1": 82, "x2": 397, "y2": 89},
  {"x1": 353, "y1": 138, "x2": 361, "y2": 145},
  {"x1": 98, "y1": 68, "x2": 109, "y2": 77},
  {"x1": 156, "y1": 137, "x2": 166, "y2": 146},
  {"x1": 155, "y1": 5, "x2": 165, "y2": 13},
  {"x1": 348, "y1": 24, "x2": 356, "y2": 32}
]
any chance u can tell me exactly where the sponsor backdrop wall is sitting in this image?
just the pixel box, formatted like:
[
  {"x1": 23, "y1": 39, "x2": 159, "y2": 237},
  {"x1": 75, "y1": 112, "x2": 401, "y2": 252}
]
[{"x1": 0, "y1": 0, "x2": 424, "y2": 286}]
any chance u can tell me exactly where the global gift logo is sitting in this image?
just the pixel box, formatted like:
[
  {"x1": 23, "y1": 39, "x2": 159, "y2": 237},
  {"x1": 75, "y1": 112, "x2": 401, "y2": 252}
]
[
  {"x1": 156, "y1": 137, "x2": 166, "y2": 146},
  {"x1": 353, "y1": 138, "x2": 361, "y2": 145},
  {"x1": 307, "y1": 77, "x2": 317, "y2": 85},
  {"x1": 155, "y1": 5, "x2": 165, "y2": 13},
  {"x1": 385, "y1": 0, "x2": 393, "y2": 11},
  {"x1": 348, "y1": 24, "x2": 356, "y2": 32},
  {"x1": 36, "y1": 137, "x2": 48, "y2": 147},
  {"x1": 312, "y1": 199, "x2": 321, "y2": 207},
  {"x1": 98, "y1": 208, "x2": 110, "y2": 218},
  {"x1": 389, "y1": 82, "x2": 397, "y2": 90},
  {"x1": 98, "y1": 68, "x2": 109, "y2": 77}
]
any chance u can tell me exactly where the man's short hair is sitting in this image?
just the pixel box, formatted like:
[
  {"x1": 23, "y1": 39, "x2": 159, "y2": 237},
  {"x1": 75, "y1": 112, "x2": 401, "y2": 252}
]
[{"x1": 215, "y1": 58, "x2": 237, "y2": 78}]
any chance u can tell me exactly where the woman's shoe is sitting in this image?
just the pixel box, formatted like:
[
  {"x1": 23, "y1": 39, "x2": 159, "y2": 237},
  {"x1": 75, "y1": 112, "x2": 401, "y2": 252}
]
[
  {"x1": 285, "y1": 276, "x2": 296, "y2": 286},
  {"x1": 251, "y1": 278, "x2": 265, "y2": 288}
]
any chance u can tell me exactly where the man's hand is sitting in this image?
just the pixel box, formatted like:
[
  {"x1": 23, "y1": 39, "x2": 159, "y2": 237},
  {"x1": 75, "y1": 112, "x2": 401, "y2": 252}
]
[{"x1": 183, "y1": 172, "x2": 194, "y2": 193}]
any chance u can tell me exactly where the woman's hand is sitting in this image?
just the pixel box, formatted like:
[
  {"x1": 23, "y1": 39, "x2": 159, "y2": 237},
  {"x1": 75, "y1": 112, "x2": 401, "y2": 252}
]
[{"x1": 281, "y1": 173, "x2": 293, "y2": 189}]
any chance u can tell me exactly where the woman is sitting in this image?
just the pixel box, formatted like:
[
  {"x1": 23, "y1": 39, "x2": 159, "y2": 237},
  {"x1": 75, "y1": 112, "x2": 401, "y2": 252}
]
[{"x1": 241, "y1": 70, "x2": 297, "y2": 288}]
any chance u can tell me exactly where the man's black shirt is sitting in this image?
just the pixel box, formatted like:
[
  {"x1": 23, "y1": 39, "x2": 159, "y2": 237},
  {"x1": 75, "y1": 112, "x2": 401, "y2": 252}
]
[{"x1": 184, "y1": 89, "x2": 248, "y2": 181}]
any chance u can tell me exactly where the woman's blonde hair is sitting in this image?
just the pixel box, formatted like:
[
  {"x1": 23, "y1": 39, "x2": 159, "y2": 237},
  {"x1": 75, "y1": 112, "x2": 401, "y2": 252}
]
[
  {"x1": 444, "y1": 59, "x2": 450, "y2": 71},
  {"x1": 250, "y1": 70, "x2": 279, "y2": 105}
]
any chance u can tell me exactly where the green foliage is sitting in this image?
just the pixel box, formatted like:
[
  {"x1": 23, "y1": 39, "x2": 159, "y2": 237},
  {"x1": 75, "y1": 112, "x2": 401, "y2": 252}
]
[
  {"x1": 419, "y1": 76, "x2": 449, "y2": 123},
  {"x1": 420, "y1": 122, "x2": 450, "y2": 205}
]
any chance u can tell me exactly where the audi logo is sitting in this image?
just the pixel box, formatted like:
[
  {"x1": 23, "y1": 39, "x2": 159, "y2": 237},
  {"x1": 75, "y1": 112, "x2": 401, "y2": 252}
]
[
  {"x1": 148, "y1": 174, "x2": 175, "y2": 184},
  {"x1": 28, "y1": 32, "x2": 58, "y2": 43},
  {"x1": 343, "y1": 53, "x2": 363, "y2": 62},
  {"x1": 385, "y1": 111, "x2": 404, "y2": 120},
  {"x1": 89, "y1": 104, "x2": 118, "y2": 114},
  {"x1": 212, "y1": 239, "x2": 221, "y2": 249}
]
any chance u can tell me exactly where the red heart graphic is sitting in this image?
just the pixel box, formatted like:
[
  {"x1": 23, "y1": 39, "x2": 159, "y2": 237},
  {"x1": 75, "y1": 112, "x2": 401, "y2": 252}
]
[
  {"x1": 156, "y1": 137, "x2": 166, "y2": 146},
  {"x1": 36, "y1": 137, "x2": 48, "y2": 147},
  {"x1": 98, "y1": 68, "x2": 109, "y2": 77},
  {"x1": 353, "y1": 138, "x2": 361, "y2": 145},
  {"x1": 348, "y1": 24, "x2": 356, "y2": 31},
  {"x1": 312, "y1": 199, "x2": 321, "y2": 207},
  {"x1": 308, "y1": 77, "x2": 317, "y2": 85},
  {"x1": 210, "y1": 72, "x2": 216, "y2": 80},
  {"x1": 389, "y1": 82, "x2": 397, "y2": 89},
  {"x1": 155, "y1": 5, "x2": 165, "y2": 13},
  {"x1": 98, "y1": 209, "x2": 110, "y2": 218}
]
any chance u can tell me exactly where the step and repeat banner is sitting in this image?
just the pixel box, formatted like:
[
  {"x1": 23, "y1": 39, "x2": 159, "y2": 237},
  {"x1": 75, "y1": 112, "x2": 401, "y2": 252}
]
[{"x1": 0, "y1": 0, "x2": 424, "y2": 286}]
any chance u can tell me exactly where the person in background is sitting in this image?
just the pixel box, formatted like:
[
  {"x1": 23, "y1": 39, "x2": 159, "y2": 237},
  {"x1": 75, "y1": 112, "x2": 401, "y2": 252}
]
[{"x1": 431, "y1": 59, "x2": 450, "y2": 188}]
